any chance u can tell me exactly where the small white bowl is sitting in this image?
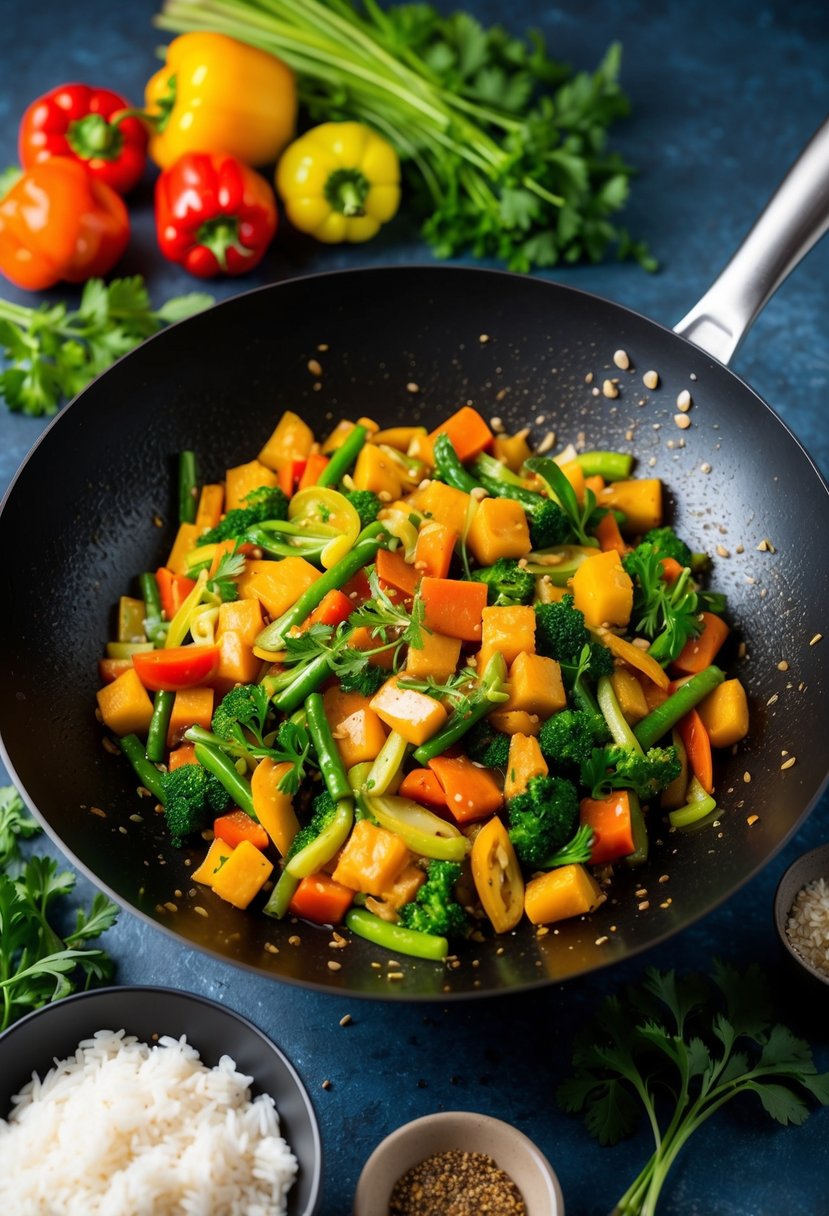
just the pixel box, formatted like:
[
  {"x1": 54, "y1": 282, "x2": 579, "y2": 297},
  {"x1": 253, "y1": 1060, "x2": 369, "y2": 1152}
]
[{"x1": 353, "y1": 1110, "x2": 564, "y2": 1215}]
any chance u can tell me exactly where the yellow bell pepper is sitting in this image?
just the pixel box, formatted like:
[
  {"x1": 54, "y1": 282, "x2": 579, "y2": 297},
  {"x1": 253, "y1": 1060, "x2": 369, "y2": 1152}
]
[
  {"x1": 144, "y1": 33, "x2": 297, "y2": 169},
  {"x1": 276, "y1": 121, "x2": 400, "y2": 243}
]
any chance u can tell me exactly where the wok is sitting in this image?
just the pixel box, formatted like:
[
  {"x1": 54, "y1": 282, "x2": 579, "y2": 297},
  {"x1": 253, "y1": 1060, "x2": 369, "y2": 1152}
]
[{"x1": 1, "y1": 122, "x2": 828, "y2": 1000}]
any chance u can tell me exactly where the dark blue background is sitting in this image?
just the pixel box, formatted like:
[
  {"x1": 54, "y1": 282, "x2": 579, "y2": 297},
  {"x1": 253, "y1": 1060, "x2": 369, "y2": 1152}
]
[{"x1": 1, "y1": 2, "x2": 828, "y2": 1213}]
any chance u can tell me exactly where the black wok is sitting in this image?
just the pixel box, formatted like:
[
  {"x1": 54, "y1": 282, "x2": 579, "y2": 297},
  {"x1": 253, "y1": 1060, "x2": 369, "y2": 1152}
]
[{"x1": 2, "y1": 126, "x2": 828, "y2": 1000}]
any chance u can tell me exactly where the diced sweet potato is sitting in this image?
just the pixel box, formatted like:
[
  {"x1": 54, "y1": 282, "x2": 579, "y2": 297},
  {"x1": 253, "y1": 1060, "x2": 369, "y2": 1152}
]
[
  {"x1": 571, "y1": 549, "x2": 633, "y2": 629},
  {"x1": 225, "y1": 459, "x2": 279, "y2": 512},
  {"x1": 466, "y1": 497, "x2": 532, "y2": 565},
  {"x1": 524, "y1": 864, "x2": 606, "y2": 925},
  {"x1": 421, "y1": 577, "x2": 488, "y2": 643},
  {"x1": 369, "y1": 677, "x2": 448, "y2": 745},
  {"x1": 697, "y1": 679, "x2": 749, "y2": 748},
  {"x1": 352, "y1": 444, "x2": 403, "y2": 499},
  {"x1": 479, "y1": 604, "x2": 536, "y2": 670},
  {"x1": 405, "y1": 630, "x2": 462, "y2": 682},
  {"x1": 505, "y1": 652, "x2": 566, "y2": 717},
  {"x1": 166, "y1": 522, "x2": 202, "y2": 576},
  {"x1": 166, "y1": 686, "x2": 214, "y2": 748},
  {"x1": 504, "y1": 733, "x2": 548, "y2": 801},
  {"x1": 236, "y1": 557, "x2": 320, "y2": 620},
  {"x1": 598, "y1": 478, "x2": 663, "y2": 534},
  {"x1": 211, "y1": 839, "x2": 273, "y2": 909},
  {"x1": 258, "y1": 410, "x2": 315, "y2": 470},
  {"x1": 218, "y1": 597, "x2": 264, "y2": 647},
  {"x1": 408, "y1": 481, "x2": 472, "y2": 537},
  {"x1": 96, "y1": 668, "x2": 154, "y2": 737},
  {"x1": 332, "y1": 820, "x2": 410, "y2": 894}
]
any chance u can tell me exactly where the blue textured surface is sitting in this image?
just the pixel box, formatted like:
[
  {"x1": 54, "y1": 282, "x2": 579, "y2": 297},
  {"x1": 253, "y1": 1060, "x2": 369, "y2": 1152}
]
[{"x1": 1, "y1": 2, "x2": 828, "y2": 1213}]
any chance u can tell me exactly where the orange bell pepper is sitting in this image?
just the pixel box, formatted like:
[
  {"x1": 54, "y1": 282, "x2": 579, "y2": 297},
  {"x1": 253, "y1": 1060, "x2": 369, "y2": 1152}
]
[
  {"x1": 580, "y1": 792, "x2": 636, "y2": 864},
  {"x1": 398, "y1": 768, "x2": 449, "y2": 809},
  {"x1": 0, "y1": 157, "x2": 128, "y2": 290}
]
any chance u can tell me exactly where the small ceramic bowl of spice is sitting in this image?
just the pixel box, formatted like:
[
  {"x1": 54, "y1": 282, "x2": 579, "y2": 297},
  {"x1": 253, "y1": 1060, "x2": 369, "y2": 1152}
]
[
  {"x1": 774, "y1": 843, "x2": 829, "y2": 994},
  {"x1": 352, "y1": 1110, "x2": 563, "y2": 1216}
]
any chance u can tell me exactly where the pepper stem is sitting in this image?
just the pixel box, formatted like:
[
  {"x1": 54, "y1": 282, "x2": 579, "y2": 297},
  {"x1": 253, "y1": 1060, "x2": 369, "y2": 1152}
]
[
  {"x1": 67, "y1": 113, "x2": 125, "y2": 162},
  {"x1": 324, "y1": 168, "x2": 370, "y2": 217},
  {"x1": 196, "y1": 217, "x2": 249, "y2": 272}
]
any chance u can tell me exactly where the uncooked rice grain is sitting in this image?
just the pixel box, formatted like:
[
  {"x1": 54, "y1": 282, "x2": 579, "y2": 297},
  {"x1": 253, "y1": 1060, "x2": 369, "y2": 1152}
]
[
  {"x1": 0, "y1": 1029, "x2": 298, "y2": 1215},
  {"x1": 786, "y1": 877, "x2": 829, "y2": 977}
]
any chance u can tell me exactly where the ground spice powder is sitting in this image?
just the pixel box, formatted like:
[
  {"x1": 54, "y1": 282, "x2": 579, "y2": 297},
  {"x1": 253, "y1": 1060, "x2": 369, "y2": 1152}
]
[{"x1": 388, "y1": 1148, "x2": 527, "y2": 1215}]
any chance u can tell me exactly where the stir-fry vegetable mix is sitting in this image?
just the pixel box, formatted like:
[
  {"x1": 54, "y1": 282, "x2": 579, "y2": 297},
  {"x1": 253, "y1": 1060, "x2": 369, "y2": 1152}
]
[{"x1": 96, "y1": 408, "x2": 748, "y2": 960}]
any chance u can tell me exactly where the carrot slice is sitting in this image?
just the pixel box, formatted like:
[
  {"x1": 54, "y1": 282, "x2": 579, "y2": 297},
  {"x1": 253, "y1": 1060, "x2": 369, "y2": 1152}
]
[
  {"x1": 376, "y1": 547, "x2": 419, "y2": 596},
  {"x1": 660, "y1": 556, "x2": 684, "y2": 584},
  {"x1": 672, "y1": 612, "x2": 730, "y2": 675},
  {"x1": 428, "y1": 755, "x2": 503, "y2": 823},
  {"x1": 168, "y1": 743, "x2": 198, "y2": 771},
  {"x1": 398, "y1": 768, "x2": 449, "y2": 809},
  {"x1": 677, "y1": 708, "x2": 714, "y2": 794},
  {"x1": 298, "y1": 452, "x2": 330, "y2": 489},
  {"x1": 288, "y1": 873, "x2": 354, "y2": 924},
  {"x1": 429, "y1": 405, "x2": 493, "y2": 462},
  {"x1": 420, "y1": 576, "x2": 488, "y2": 643},
  {"x1": 580, "y1": 792, "x2": 635, "y2": 864},
  {"x1": 301, "y1": 588, "x2": 353, "y2": 631},
  {"x1": 595, "y1": 511, "x2": 627, "y2": 556},
  {"x1": 214, "y1": 809, "x2": 270, "y2": 852}
]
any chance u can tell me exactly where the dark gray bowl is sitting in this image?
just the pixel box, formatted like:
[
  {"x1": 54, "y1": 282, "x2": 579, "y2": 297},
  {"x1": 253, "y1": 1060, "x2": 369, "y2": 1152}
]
[
  {"x1": 773, "y1": 844, "x2": 829, "y2": 992},
  {"x1": 0, "y1": 986, "x2": 322, "y2": 1215}
]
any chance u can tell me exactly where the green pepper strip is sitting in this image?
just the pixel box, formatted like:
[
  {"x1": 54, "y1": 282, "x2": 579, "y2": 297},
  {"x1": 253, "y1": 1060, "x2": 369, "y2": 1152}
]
[
  {"x1": 178, "y1": 450, "x2": 198, "y2": 524},
  {"x1": 286, "y1": 799, "x2": 354, "y2": 879},
  {"x1": 193, "y1": 741, "x2": 256, "y2": 819},
  {"x1": 412, "y1": 653, "x2": 508, "y2": 765},
  {"x1": 119, "y1": 733, "x2": 166, "y2": 802},
  {"x1": 305, "y1": 692, "x2": 352, "y2": 802},
  {"x1": 316, "y1": 424, "x2": 368, "y2": 488},
  {"x1": 345, "y1": 907, "x2": 449, "y2": 961},
  {"x1": 669, "y1": 793, "x2": 717, "y2": 829},
  {"x1": 597, "y1": 676, "x2": 643, "y2": 754},
  {"x1": 263, "y1": 867, "x2": 300, "y2": 919},
  {"x1": 624, "y1": 791, "x2": 649, "y2": 867},
  {"x1": 266, "y1": 654, "x2": 334, "y2": 714},
  {"x1": 255, "y1": 525, "x2": 388, "y2": 651},
  {"x1": 364, "y1": 729, "x2": 409, "y2": 795},
  {"x1": 433, "y1": 433, "x2": 479, "y2": 493},
  {"x1": 365, "y1": 794, "x2": 469, "y2": 862},
  {"x1": 576, "y1": 450, "x2": 633, "y2": 481},
  {"x1": 634, "y1": 666, "x2": 725, "y2": 750},
  {"x1": 139, "y1": 571, "x2": 167, "y2": 648},
  {"x1": 146, "y1": 690, "x2": 175, "y2": 763}
]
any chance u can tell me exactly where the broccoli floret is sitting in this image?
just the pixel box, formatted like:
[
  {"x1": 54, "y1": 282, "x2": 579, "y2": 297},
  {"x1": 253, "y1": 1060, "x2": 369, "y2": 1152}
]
[
  {"x1": 338, "y1": 663, "x2": 387, "y2": 696},
  {"x1": 211, "y1": 683, "x2": 270, "y2": 750},
  {"x1": 287, "y1": 789, "x2": 337, "y2": 860},
  {"x1": 202, "y1": 485, "x2": 289, "y2": 543},
  {"x1": 641, "y1": 526, "x2": 693, "y2": 567},
  {"x1": 345, "y1": 489, "x2": 382, "y2": 529},
  {"x1": 162, "y1": 764, "x2": 231, "y2": 847},
  {"x1": 506, "y1": 774, "x2": 580, "y2": 867},
  {"x1": 528, "y1": 498, "x2": 570, "y2": 550},
  {"x1": 470, "y1": 558, "x2": 535, "y2": 606},
  {"x1": 398, "y1": 860, "x2": 469, "y2": 938},
  {"x1": 538, "y1": 709, "x2": 609, "y2": 769},
  {"x1": 464, "y1": 719, "x2": 511, "y2": 770},
  {"x1": 534, "y1": 594, "x2": 589, "y2": 662},
  {"x1": 582, "y1": 745, "x2": 681, "y2": 802}
]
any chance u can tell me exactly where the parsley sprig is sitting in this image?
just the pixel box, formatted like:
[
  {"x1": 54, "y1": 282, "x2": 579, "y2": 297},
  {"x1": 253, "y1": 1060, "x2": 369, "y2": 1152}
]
[
  {"x1": 558, "y1": 962, "x2": 829, "y2": 1216},
  {"x1": 398, "y1": 666, "x2": 478, "y2": 715},
  {"x1": 351, "y1": 570, "x2": 427, "y2": 652},
  {"x1": 525, "y1": 455, "x2": 602, "y2": 548},
  {"x1": 206, "y1": 543, "x2": 247, "y2": 602},
  {"x1": 0, "y1": 277, "x2": 213, "y2": 416},
  {"x1": 0, "y1": 786, "x2": 119, "y2": 1032},
  {"x1": 158, "y1": 0, "x2": 653, "y2": 273},
  {"x1": 623, "y1": 543, "x2": 702, "y2": 663}
]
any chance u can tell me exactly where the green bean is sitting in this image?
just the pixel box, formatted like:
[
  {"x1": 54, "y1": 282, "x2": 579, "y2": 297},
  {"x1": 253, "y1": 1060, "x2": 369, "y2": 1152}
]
[
  {"x1": 139, "y1": 571, "x2": 167, "y2": 648},
  {"x1": 146, "y1": 690, "x2": 175, "y2": 763},
  {"x1": 669, "y1": 793, "x2": 717, "y2": 829},
  {"x1": 263, "y1": 867, "x2": 300, "y2": 919},
  {"x1": 119, "y1": 734, "x2": 166, "y2": 802},
  {"x1": 576, "y1": 450, "x2": 633, "y2": 481},
  {"x1": 286, "y1": 799, "x2": 354, "y2": 878},
  {"x1": 412, "y1": 653, "x2": 508, "y2": 765},
  {"x1": 178, "y1": 450, "x2": 198, "y2": 524},
  {"x1": 624, "y1": 791, "x2": 649, "y2": 867},
  {"x1": 268, "y1": 654, "x2": 333, "y2": 714},
  {"x1": 433, "y1": 434, "x2": 479, "y2": 493},
  {"x1": 305, "y1": 692, "x2": 352, "y2": 802},
  {"x1": 193, "y1": 741, "x2": 256, "y2": 818},
  {"x1": 634, "y1": 666, "x2": 725, "y2": 750},
  {"x1": 316, "y1": 424, "x2": 368, "y2": 487},
  {"x1": 344, "y1": 907, "x2": 449, "y2": 961},
  {"x1": 255, "y1": 527, "x2": 386, "y2": 650}
]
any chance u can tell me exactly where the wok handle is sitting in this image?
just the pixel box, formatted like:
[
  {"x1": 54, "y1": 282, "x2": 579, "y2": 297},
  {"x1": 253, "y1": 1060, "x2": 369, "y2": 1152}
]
[{"x1": 673, "y1": 116, "x2": 829, "y2": 365}]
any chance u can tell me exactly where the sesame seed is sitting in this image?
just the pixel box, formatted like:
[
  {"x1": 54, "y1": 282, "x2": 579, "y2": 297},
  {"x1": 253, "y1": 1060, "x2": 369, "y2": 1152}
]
[
  {"x1": 193, "y1": 906, "x2": 208, "y2": 918},
  {"x1": 288, "y1": 935, "x2": 301, "y2": 946},
  {"x1": 642, "y1": 370, "x2": 659, "y2": 390},
  {"x1": 307, "y1": 358, "x2": 323, "y2": 377},
  {"x1": 746, "y1": 815, "x2": 759, "y2": 826},
  {"x1": 767, "y1": 693, "x2": 779, "y2": 706},
  {"x1": 585, "y1": 371, "x2": 594, "y2": 384},
  {"x1": 387, "y1": 972, "x2": 405, "y2": 981},
  {"x1": 322, "y1": 1079, "x2": 332, "y2": 1090},
  {"x1": 536, "y1": 925, "x2": 549, "y2": 937},
  {"x1": 716, "y1": 544, "x2": 730, "y2": 558},
  {"x1": 595, "y1": 935, "x2": 609, "y2": 946},
  {"x1": 602, "y1": 379, "x2": 619, "y2": 399},
  {"x1": 743, "y1": 771, "x2": 752, "y2": 784},
  {"x1": 406, "y1": 381, "x2": 420, "y2": 394},
  {"x1": 674, "y1": 413, "x2": 691, "y2": 429},
  {"x1": 489, "y1": 415, "x2": 504, "y2": 431},
  {"x1": 660, "y1": 900, "x2": 673, "y2": 909},
  {"x1": 89, "y1": 806, "x2": 106, "y2": 819},
  {"x1": 536, "y1": 430, "x2": 556, "y2": 453},
  {"x1": 592, "y1": 386, "x2": 600, "y2": 396},
  {"x1": 648, "y1": 456, "x2": 657, "y2": 467},
  {"x1": 370, "y1": 961, "x2": 382, "y2": 970},
  {"x1": 535, "y1": 413, "x2": 546, "y2": 425},
  {"x1": 810, "y1": 633, "x2": 823, "y2": 646},
  {"x1": 327, "y1": 960, "x2": 342, "y2": 972},
  {"x1": 777, "y1": 660, "x2": 789, "y2": 672},
  {"x1": 613, "y1": 349, "x2": 630, "y2": 370},
  {"x1": 638, "y1": 900, "x2": 650, "y2": 912},
  {"x1": 700, "y1": 462, "x2": 712, "y2": 474},
  {"x1": 659, "y1": 874, "x2": 670, "y2": 884},
  {"x1": 676, "y1": 389, "x2": 692, "y2": 411},
  {"x1": 635, "y1": 888, "x2": 648, "y2": 898},
  {"x1": 339, "y1": 1014, "x2": 352, "y2": 1026},
  {"x1": 479, "y1": 333, "x2": 490, "y2": 344},
  {"x1": 781, "y1": 757, "x2": 797, "y2": 771}
]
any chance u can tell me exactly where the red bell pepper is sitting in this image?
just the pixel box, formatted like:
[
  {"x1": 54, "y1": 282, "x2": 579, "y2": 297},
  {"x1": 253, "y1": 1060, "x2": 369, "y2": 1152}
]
[
  {"x1": 19, "y1": 84, "x2": 148, "y2": 196},
  {"x1": 154, "y1": 151, "x2": 277, "y2": 278},
  {"x1": 0, "y1": 158, "x2": 129, "y2": 291},
  {"x1": 155, "y1": 566, "x2": 196, "y2": 621},
  {"x1": 132, "y1": 644, "x2": 219, "y2": 692}
]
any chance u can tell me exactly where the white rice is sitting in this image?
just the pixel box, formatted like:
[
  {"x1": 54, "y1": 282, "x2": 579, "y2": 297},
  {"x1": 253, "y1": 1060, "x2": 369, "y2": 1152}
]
[
  {"x1": 0, "y1": 1029, "x2": 298, "y2": 1215},
  {"x1": 786, "y1": 876, "x2": 829, "y2": 978}
]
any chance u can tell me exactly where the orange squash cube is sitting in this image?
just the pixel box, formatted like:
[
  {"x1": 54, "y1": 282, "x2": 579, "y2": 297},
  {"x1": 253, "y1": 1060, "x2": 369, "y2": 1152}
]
[
  {"x1": 598, "y1": 478, "x2": 663, "y2": 534},
  {"x1": 218, "y1": 598, "x2": 264, "y2": 647},
  {"x1": 524, "y1": 864, "x2": 606, "y2": 925},
  {"x1": 405, "y1": 630, "x2": 462, "y2": 683},
  {"x1": 212, "y1": 631, "x2": 262, "y2": 696},
  {"x1": 487, "y1": 709, "x2": 541, "y2": 736},
  {"x1": 352, "y1": 444, "x2": 403, "y2": 499},
  {"x1": 166, "y1": 686, "x2": 214, "y2": 748},
  {"x1": 236, "y1": 557, "x2": 320, "y2": 620},
  {"x1": 466, "y1": 497, "x2": 532, "y2": 565},
  {"x1": 369, "y1": 677, "x2": 448, "y2": 745},
  {"x1": 571, "y1": 549, "x2": 633, "y2": 629},
  {"x1": 96, "y1": 668, "x2": 154, "y2": 737},
  {"x1": 408, "y1": 481, "x2": 472, "y2": 536},
  {"x1": 610, "y1": 668, "x2": 649, "y2": 724},
  {"x1": 504, "y1": 733, "x2": 548, "y2": 801},
  {"x1": 251, "y1": 759, "x2": 300, "y2": 856},
  {"x1": 323, "y1": 686, "x2": 388, "y2": 768},
  {"x1": 479, "y1": 604, "x2": 536, "y2": 671},
  {"x1": 192, "y1": 838, "x2": 235, "y2": 887},
  {"x1": 348, "y1": 625, "x2": 395, "y2": 669},
  {"x1": 505, "y1": 652, "x2": 566, "y2": 718},
  {"x1": 258, "y1": 410, "x2": 315, "y2": 470},
  {"x1": 697, "y1": 679, "x2": 750, "y2": 748},
  {"x1": 166, "y1": 522, "x2": 203, "y2": 576},
  {"x1": 225, "y1": 459, "x2": 279, "y2": 512},
  {"x1": 332, "y1": 820, "x2": 410, "y2": 895},
  {"x1": 211, "y1": 839, "x2": 273, "y2": 910}
]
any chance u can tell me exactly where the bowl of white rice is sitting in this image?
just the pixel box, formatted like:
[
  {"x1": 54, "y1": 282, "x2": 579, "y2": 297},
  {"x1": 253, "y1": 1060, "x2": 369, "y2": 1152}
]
[
  {"x1": 774, "y1": 844, "x2": 829, "y2": 993},
  {"x1": 0, "y1": 985, "x2": 322, "y2": 1215}
]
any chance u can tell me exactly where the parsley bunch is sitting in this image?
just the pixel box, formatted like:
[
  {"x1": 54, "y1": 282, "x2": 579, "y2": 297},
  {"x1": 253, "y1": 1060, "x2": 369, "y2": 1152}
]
[
  {"x1": 559, "y1": 962, "x2": 829, "y2": 1215},
  {"x1": 158, "y1": 0, "x2": 653, "y2": 272},
  {"x1": 0, "y1": 786, "x2": 119, "y2": 1032},
  {"x1": 0, "y1": 276, "x2": 213, "y2": 416}
]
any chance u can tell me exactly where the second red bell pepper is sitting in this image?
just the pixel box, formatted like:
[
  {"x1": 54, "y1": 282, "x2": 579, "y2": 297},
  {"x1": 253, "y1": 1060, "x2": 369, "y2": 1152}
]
[
  {"x1": 155, "y1": 152, "x2": 278, "y2": 278},
  {"x1": 19, "y1": 83, "x2": 148, "y2": 196}
]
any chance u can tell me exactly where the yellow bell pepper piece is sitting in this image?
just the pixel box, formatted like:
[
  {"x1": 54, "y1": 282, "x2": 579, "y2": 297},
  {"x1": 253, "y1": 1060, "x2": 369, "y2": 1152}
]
[
  {"x1": 211, "y1": 839, "x2": 274, "y2": 910},
  {"x1": 251, "y1": 759, "x2": 301, "y2": 856},
  {"x1": 697, "y1": 679, "x2": 750, "y2": 748},
  {"x1": 144, "y1": 32, "x2": 297, "y2": 169},
  {"x1": 277, "y1": 121, "x2": 400, "y2": 243},
  {"x1": 471, "y1": 817, "x2": 524, "y2": 934},
  {"x1": 369, "y1": 677, "x2": 448, "y2": 745},
  {"x1": 571, "y1": 549, "x2": 634, "y2": 629}
]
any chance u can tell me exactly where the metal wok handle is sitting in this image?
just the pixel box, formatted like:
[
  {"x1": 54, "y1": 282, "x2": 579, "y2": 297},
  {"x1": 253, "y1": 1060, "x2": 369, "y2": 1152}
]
[{"x1": 674, "y1": 116, "x2": 829, "y2": 365}]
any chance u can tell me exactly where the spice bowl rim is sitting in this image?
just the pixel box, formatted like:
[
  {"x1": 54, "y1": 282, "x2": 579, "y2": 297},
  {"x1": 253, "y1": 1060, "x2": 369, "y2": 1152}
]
[
  {"x1": 352, "y1": 1108, "x2": 564, "y2": 1216},
  {"x1": 773, "y1": 843, "x2": 829, "y2": 990}
]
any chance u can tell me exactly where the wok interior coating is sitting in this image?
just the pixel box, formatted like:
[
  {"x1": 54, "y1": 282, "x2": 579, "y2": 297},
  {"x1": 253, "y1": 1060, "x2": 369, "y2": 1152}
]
[{"x1": 1, "y1": 267, "x2": 827, "y2": 999}]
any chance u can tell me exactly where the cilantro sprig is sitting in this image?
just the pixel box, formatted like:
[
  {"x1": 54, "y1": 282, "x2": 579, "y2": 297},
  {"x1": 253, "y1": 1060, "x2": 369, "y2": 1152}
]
[
  {"x1": 0, "y1": 276, "x2": 213, "y2": 416},
  {"x1": 559, "y1": 962, "x2": 829, "y2": 1215},
  {"x1": 158, "y1": 0, "x2": 653, "y2": 273},
  {"x1": 0, "y1": 786, "x2": 119, "y2": 1032},
  {"x1": 623, "y1": 543, "x2": 702, "y2": 663}
]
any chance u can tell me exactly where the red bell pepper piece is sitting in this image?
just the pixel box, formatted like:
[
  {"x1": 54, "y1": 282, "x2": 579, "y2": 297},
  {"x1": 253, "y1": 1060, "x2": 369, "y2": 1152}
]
[
  {"x1": 155, "y1": 567, "x2": 197, "y2": 621},
  {"x1": 154, "y1": 151, "x2": 277, "y2": 278},
  {"x1": 0, "y1": 158, "x2": 129, "y2": 291},
  {"x1": 19, "y1": 84, "x2": 148, "y2": 195},
  {"x1": 301, "y1": 589, "x2": 354, "y2": 632},
  {"x1": 132, "y1": 644, "x2": 219, "y2": 692}
]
